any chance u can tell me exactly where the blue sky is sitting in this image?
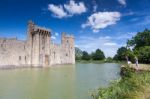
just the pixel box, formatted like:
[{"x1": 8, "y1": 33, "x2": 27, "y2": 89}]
[{"x1": 0, "y1": 0, "x2": 150, "y2": 57}]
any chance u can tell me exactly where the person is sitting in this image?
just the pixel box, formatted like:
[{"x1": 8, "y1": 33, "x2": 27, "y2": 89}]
[
  {"x1": 135, "y1": 56, "x2": 139, "y2": 70},
  {"x1": 126, "y1": 56, "x2": 131, "y2": 65}
]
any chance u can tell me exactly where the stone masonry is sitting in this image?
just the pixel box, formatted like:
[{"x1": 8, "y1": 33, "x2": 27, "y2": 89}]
[{"x1": 0, "y1": 21, "x2": 75, "y2": 67}]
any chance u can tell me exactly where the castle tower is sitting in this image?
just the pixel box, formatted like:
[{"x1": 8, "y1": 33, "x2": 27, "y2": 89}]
[
  {"x1": 26, "y1": 20, "x2": 35, "y2": 65},
  {"x1": 27, "y1": 21, "x2": 51, "y2": 67},
  {"x1": 61, "y1": 33, "x2": 75, "y2": 64}
]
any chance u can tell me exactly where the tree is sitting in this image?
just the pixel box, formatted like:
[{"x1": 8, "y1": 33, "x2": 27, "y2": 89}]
[
  {"x1": 82, "y1": 51, "x2": 91, "y2": 60},
  {"x1": 127, "y1": 29, "x2": 150, "y2": 63},
  {"x1": 137, "y1": 46, "x2": 150, "y2": 63},
  {"x1": 113, "y1": 54, "x2": 119, "y2": 60},
  {"x1": 106, "y1": 57, "x2": 113, "y2": 62},
  {"x1": 114, "y1": 47, "x2": 128, "y2": 61},
  {"x1": 92, "y1": 49, "x2": 105, "y2": 60},
  {"x1": 75, "y1": 47, "x2": 83, "y2": 60},
  {"x1": 113, "y1": 46, "x2": 135, "y2": 62},
  {"x1": 127, "y1": 29, "x2": 150, "y2": 49}
]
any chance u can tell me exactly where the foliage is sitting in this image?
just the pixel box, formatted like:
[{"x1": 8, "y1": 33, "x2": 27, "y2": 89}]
[
  {"x1": 75, "y1": 47, "x2": 83, "y2": 60},
  {"x1": 114, "y1": 29, "x2": 150, "y2": 63},
  {"x1": 82, "y1": 51, "x2": 91, "y2": 60},
  {"x1": 105, "y1": 57, "x2": 113, "y2": 62},
  {"x1": 113, "y1": 47, "x2": 128, "y2": 61},
  {"x1": 75, "y1": 48, "x2": 106, "y2": 61},
  {"x1": 127, "y1": 29, "x2": 150, "y2": 49},
  {"x1": 94, "y1": 66, "x2": 150, "y2": 99},
  {"x1": 137, "y1": 46, "x2": 150, "y2": 63},
  {"x1": 92, "y1": 49, "x2": 105, "y2": 60}
]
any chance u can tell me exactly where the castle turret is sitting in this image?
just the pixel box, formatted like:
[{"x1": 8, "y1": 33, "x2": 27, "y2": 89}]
[
  {"x1": 61, "y1": 33, "x2": 75, "y2": 64},
  {"x1": 26, "y1": 20, "x2": 35, "y2": 65}
]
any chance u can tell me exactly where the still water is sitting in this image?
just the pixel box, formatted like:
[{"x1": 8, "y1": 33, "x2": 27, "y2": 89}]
[{"x1": 0, "y1": 63, "x2": 120, "y2": 99}]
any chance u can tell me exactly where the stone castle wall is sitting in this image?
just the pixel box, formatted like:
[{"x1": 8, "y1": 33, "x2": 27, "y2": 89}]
[
  {"x1": 0, "y1": 38, "x2": 27, "y2": 66},
  {"x1": 0, "y1": 21, "x2": 75, "y2": 67}
]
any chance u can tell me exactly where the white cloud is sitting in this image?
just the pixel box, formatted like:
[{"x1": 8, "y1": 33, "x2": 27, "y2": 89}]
[
  {"x1": 118, "y1": 0, "x2": 126, "y2": 6},
  {"x1": 48, "y1": 0, "x2": 87, "y2": 18},
  {"x1": 64, "y1": 0, "x2": 87, "y2": 15},
  {"x1": 116, "y1": 32, "x2": 137, "y2": 40},
  {"x1": 48, "y1": 4, "x2": 67, "y2": 18},
  {"x1": 104, "y1": 42, "x2": 117, "y2": 46},
  {"x1": 76, "y1": 36, "x2": 122, "y2": 57},
  {"x1": 82, "y1": 12, "x2": 121, "y2": 33},
  {"x1": 51, "y1": 36, "x2": 56, "y2": 40},
  {"x1": 93, "y1": 29, "x2": 99, "y2": 33},
  {"x1": 51, "y1": 32, "x2": 59, "y2": 40},
  {"x1": 93, "y1": 5, "x2": 98, "y2": 12}
]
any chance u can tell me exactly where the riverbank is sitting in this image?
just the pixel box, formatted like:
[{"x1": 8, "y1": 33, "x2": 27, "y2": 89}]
[
  {"x1": 76, "y1": 60, "x2": 126, "y2": 64},
  {"x1": 94, "y1": 64, "x2": 150, "y2": 99}
]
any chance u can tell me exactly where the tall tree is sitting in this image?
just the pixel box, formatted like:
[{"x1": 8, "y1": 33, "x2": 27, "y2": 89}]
[
  {"x1": 82, "y1": 51, "x2": 91, "y2": 60},
  {"x1": 75, "y1": 47, "x2": 83, "y2": 60},
  {"x1": 92, "y1": 49, "x2": 105, "y2": 60},
  {"x1": 114, "y1": 29, "x2": 150, "y2": 63},
  {"x1": 127, "y1": 29, "x2": 150, "y2": 63},
  {"x1": 113, "y1": 47, "x2": 128, "y2": 61},
  {"x1": 127, "y1": 29, "x2": 150, "y2": 49},
  {"x1": 137, "y1": 46, "x2": 150, "y2": 63}
]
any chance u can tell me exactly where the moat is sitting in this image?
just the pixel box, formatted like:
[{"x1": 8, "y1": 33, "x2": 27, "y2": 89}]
[{"x1": 0, "y1": 63, "x2": 120, "y2": 99}]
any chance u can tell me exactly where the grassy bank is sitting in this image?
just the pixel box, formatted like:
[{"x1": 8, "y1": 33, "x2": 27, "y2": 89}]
[
  {"x1": 94, "y1": 65, "x2": 150, "y2": 99},
  {"x1": 76, "y1": 60, "x2": 126, "y2": 64}
]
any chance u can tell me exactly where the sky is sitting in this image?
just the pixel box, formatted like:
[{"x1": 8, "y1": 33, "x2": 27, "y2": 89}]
[{"x1": 0, "y1": 0, "x2": 150, "y2": 57}]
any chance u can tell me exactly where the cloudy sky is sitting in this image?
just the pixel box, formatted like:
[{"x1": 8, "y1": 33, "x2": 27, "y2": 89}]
[{"x1": 0, "y1": 0, "x2": 150, "y2": 57}]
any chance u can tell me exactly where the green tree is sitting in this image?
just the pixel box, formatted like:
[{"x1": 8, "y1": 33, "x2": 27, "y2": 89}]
[
  {"x1": 127, "y1": 29, "x2": 150, "y2": 63},
  {"x1": 75, "y1": 47, "x2": 83, "y2": 60},
  {"x1": 137, "y1": 46, "x2": 150, "y2": 63},
  {"x1": 114, "y1": 47, "x2": 135, "y2": 62},
  {"x1": 82, "y1": 51, "x2": 91, "y2": 60},
  {"x1": 106, "y1": 57, "x2": 113, "y2": 62},
  {"x1": 114, "y1": 47, "x2": 128, "y2": 61},
  {"x1": 92, "y1": 49, "x2": 105, "y2": 60},
  {"x1": 127, "y1": 29, "x2": 150, "y2": 49}
]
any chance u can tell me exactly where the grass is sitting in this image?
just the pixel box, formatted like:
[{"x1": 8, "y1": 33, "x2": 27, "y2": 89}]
[{"x1": 94, "y1": 65, "x2": 150, "y2": 99}]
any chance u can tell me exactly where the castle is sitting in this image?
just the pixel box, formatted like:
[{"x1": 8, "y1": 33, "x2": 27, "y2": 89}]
[{"x1": 0, "y1": 21, "x2": 75, "y2": 67}]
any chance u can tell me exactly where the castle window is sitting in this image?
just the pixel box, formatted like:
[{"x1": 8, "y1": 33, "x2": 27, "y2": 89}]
[
  {"x1": 66, "y1": 53, "x2": 68, "y2": 56},
  {"x1": 19, "y1": 56, "x2": 21, "y2": 61},
  {"x1": 24, "y1": 45, "x2": 25, "y2": 49},
  {"x1": 25, "y1": 56, "x2": 26, "y2": 61},
  {"x1": 67, "y1": 40, "x2": 69, "y2": 43}
]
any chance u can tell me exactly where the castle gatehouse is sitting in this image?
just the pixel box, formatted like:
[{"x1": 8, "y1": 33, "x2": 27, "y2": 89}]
[{"x1": 0, "y1": 21, "x2": 75, "y2": 67}]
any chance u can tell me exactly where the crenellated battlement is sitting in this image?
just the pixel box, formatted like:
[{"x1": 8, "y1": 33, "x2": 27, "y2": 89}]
[
  {"x1": 0, "y1": 20, "x2": 75, "y2": 67},
  {"x1": 34, "y1": 25, "x2": 51, "y2": 34},
  {"x1": 62, "y1": 32, "x2": 74, "y2": 38}
]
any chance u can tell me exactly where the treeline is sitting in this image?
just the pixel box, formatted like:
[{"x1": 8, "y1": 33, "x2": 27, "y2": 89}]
[
  {"x1": 75, "y1": 48, "x2": 105, "y2": 61},
  {"x1": 113, "y1": 29, "x2": 150, "y2": 63},
  {"x1": 76, "y1": 29, "x2": 150, "y2": 63}
]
